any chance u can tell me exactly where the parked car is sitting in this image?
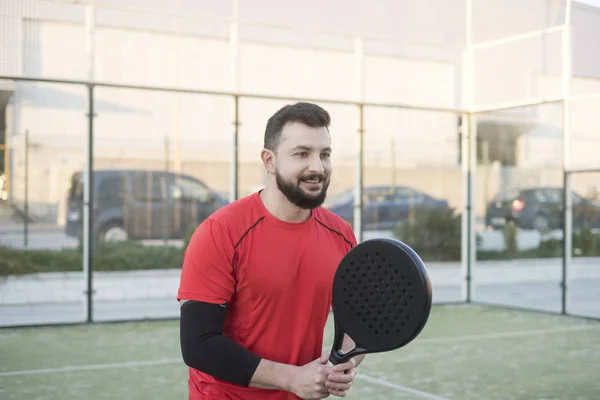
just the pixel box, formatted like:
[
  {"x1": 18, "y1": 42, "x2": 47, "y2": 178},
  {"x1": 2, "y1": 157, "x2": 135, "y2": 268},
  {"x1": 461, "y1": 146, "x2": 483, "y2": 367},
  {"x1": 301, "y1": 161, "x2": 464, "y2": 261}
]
[
  {"x1": 485, "y1": 186, "x2": 600, "y2": 231},
  {"x1": 325, "y1": 185, "x2": 450, "y2": 231},
  {"x1": 65, "y1": 169, "x2": 227, "y2": 241}
]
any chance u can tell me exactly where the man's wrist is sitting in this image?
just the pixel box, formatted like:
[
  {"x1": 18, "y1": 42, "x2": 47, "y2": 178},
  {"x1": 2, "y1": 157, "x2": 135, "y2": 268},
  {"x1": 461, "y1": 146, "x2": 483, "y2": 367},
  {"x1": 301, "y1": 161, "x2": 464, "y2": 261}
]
[
  {"x1": 282, "y1": 364, "x2": 297, "y2": 393},
  {"x1": 249, "y1": 359, "x2": 298, "y2": 392}
]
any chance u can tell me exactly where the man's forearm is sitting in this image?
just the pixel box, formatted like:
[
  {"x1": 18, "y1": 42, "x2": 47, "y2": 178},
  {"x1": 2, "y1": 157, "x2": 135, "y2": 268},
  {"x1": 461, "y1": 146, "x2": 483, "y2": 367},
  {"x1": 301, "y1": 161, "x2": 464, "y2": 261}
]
[
  {"x1": 181, "y1": 301, "x2": 307, "y2": 392},
  {"x1": 248, "y1": 359, "x2": 297, "y2": 391}
]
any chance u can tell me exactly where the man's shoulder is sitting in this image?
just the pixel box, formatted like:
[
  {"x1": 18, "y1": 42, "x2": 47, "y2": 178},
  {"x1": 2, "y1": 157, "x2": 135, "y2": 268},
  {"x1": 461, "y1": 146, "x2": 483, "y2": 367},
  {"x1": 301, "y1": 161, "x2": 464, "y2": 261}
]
[
  {"x1": 312, "y1": 207, "x2": 355, "y2": 245},
  {"x1": 202, "y1": 192, "x2": 265, "y2": 240},
  {"x1": 210, "y1": 193, "x2": 257, "y2": 220}
]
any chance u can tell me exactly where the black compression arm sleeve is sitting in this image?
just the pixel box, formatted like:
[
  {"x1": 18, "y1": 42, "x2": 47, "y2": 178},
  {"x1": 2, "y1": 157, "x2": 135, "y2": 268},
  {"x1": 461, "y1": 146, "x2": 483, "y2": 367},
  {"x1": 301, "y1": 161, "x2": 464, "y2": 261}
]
[{"x1": 180, "y1": 300, "x2": 262, "y2": 387}]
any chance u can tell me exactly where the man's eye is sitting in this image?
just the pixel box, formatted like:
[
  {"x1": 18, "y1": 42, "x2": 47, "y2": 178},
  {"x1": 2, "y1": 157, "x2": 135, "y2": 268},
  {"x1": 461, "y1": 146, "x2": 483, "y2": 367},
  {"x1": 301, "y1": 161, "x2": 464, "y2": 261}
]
[
  {"x1": 296, "y1": 152, "x2": 308, "y2": 157},
  {"x1": 321, "y1": 153, "x2": 331, "y2": 159}
]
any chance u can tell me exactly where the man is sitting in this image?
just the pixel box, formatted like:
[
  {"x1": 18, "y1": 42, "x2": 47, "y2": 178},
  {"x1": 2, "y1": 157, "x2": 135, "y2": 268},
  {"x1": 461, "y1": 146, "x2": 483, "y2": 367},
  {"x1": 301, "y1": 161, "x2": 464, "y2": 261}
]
[{"x1": 178, "y1": 102, "x2": 365, "y2": 400}]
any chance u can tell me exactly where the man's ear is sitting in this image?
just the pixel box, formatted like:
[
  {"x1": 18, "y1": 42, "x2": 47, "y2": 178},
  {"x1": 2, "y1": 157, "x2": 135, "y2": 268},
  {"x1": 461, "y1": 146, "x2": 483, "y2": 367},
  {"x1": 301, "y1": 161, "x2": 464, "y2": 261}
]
[{"x1": 261, "y1": 148, "x2": 276, "y2": 174}]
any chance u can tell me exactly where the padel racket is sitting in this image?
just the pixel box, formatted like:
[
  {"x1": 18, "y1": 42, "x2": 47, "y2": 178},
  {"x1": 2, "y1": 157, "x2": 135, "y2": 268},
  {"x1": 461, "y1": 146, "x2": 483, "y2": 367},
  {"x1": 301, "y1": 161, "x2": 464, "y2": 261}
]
[{"x1": 327, "y1": 238, "x2": 432, "y2": 365}]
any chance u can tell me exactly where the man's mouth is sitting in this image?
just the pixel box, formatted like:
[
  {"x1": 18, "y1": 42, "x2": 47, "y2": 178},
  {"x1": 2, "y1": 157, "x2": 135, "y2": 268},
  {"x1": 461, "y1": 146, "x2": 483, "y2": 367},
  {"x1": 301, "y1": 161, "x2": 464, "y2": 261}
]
[{"x1": 301, "y1": 176, "x2": 324, "y2": 184}]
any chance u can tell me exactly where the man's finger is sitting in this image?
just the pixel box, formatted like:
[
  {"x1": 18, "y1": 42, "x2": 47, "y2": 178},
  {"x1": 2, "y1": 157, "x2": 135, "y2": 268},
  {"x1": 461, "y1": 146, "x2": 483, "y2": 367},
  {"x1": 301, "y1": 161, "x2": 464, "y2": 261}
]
[
  {"x1": 332, "y1": 359, "x2": 355, "y2": 373},
  {"x1": 327, "y1": 372, "x2": 354, "y2": 383},
  {"x1": 326, "y1": 380, "x2": 352, "y2": 390},
  {"x1": 329, "y1": 387, "x2": 349, "y2": 397}
]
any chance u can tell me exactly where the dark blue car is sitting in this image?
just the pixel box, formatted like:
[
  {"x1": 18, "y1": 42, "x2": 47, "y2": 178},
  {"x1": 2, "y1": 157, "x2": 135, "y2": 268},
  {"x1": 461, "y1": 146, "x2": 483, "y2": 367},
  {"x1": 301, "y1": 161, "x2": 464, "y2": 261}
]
[{"x1": 325, "y1": 185, "x2": 450, "y2": 231}]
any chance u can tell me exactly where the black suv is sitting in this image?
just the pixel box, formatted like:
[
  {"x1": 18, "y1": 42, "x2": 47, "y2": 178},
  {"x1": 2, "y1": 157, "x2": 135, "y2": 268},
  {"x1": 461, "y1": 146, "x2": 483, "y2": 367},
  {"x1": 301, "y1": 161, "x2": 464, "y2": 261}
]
[
  {"x1": 65, "y1": 169, "x2": 227, "y2": 241},
  {"x1": 485, "y1": 186, "x2": 600, "y2": 231}
]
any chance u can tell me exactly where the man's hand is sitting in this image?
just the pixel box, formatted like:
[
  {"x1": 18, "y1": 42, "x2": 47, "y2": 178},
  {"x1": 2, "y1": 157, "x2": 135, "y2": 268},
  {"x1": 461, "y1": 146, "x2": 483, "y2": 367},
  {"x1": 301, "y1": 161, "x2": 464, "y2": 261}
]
[
  {"x1": 325, "y1": 357, "x2": 357, "y2": 397},
  {"x1": 288, "y1": 354, "x2": 334, "y2": 399},
  {"x1": 320, "y1": 348, "x2": 358, "y2": 397}
]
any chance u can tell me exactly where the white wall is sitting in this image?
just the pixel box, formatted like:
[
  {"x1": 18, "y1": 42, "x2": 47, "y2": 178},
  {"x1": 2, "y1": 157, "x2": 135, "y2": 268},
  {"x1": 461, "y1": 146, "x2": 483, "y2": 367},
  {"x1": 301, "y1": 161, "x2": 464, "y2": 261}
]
[
  {"x1": 10, "y1": 19, "x2": 460, "y2": 167},
  {"x1": 3, "y1": 0, "x2": 600, "y2": 220}
]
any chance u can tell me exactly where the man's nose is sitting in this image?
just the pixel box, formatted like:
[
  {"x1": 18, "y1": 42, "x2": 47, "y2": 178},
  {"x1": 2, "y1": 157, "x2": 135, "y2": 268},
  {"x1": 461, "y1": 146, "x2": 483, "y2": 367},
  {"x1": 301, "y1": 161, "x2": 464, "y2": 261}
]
[{"x1": 308, "y1": 155, "x2": 325, "y2": 173}]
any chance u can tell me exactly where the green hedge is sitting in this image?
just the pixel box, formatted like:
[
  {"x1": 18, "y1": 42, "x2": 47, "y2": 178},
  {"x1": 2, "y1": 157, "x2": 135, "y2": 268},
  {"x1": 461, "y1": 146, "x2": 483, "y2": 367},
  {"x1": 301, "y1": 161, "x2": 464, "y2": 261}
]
[
  {"x1": 0, "y1": 241, "x2": 184, "y2": 277},
  {"x1": 1, "y1": 216, "x2": 599, "y2": 277},
  {"x1": 393, "y1": 207, "x2": 462, "y2": 261},
  {"x1": 393, "y1": 208, "x2": 600, "y2": 262}
]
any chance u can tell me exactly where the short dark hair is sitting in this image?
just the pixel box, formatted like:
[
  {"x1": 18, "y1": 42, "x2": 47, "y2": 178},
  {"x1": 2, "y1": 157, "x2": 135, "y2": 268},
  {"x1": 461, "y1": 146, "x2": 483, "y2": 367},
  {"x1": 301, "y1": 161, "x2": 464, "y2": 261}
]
[{"x1": 263, "y1": 102, "x2": 331, "y2": 151}]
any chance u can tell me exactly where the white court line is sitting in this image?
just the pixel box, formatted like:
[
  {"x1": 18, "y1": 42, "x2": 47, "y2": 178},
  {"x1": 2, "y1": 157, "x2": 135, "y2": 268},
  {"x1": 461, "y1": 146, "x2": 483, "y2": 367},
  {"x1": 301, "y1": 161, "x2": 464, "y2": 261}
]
[
  {"x1": 2, "y1": 325, "x2": 596, "y2": 377},
  {"x1": 0, "y1": 356, "x2": 451, "y2": 400},
  {"x1": 2, "y1": 324, "x2": 597, "y2": 399},
  {"x1": 0, "y1": 358, "x2": 180, "y2": 377},
  {"x1": 322, "y1": 347, "x2": 449, "y2": 400},
  {"x1": 417, "y1": 324, "x2": 600, "y2": 344},
  {"x1": 357, "y1": 374, "x2": 451, "y2": 400}
]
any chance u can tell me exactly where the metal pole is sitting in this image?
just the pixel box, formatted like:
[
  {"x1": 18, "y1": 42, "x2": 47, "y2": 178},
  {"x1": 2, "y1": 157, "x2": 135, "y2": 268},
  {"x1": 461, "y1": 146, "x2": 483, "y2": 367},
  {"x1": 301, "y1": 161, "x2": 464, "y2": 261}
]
[
  {"x1": 229, "y1": 0, "x2": 240, "y2": 203},
  {"x1": 468, "y1": 113, "x2": 477, "y2": 303},
  {"x1": 83, "y1": 0, "x2": 95, "y2": 324},
  {"x1": 482, "y1": 140, "x2": 490, "y2": 206},
  {"x1": 163, "y1": 136, "x2": 170, "y2": 245},
  {"x1": 231, "y1": 95, "x2": 239, "y2": 201},
  {"x1": 470, "y1": 25, "x2": 563, "y2": 51},
  {"x1": 173, "y1": 0, "x2": 182, "y2": 174},
  {"x1": 460, "y1": 0, "x2": 473, "y2": 303},
  {"x1": 562, "y1": 170, "x2": 570, "y2": 314},
  {"x1": 0, "y1": 74, "x2": 466, "y2": 115},
  {"x1": 24, "y1": 129, "x2": 29, "y2": 248},
  {"x1": 390, "y1": 136, "x2": 396, "y2": 187},
  {"x1": 471, "y1": 97, "x2": 564, "y2": 115},
  {"x1": 561, "y1": 0, "x2": 572, "y2": 316},
  {"x1": 354, "y1": 37, "x2": 365, "y2": 243},
  {"x1": 84, "y1": 84, "x2": 95, "y2": 323},
  {"x1": 355, "y1": 105, "x2": 364, "y2": 243},
  {"x1": 460, "y1": 116, "x2": 470, "y2": 302}
]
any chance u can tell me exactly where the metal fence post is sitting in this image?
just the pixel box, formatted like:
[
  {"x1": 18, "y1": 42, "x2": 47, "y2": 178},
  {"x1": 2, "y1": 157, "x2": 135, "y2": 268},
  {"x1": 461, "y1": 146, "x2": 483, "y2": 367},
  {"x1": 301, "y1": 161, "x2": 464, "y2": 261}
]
[
  {"x1": 163, "y1": 136, "x2": 170, "y2": 245},
  {"x1": 24, "y1": 129, "x2": 29, "y2": 247},
  {"x1": 83, "y1": 83, "x2": 96, "y2": 323},
  {"x1": 560, "y1": 0, "x2": 573, "y2": 317},
  {"x1": 230, "y1": 95, "x2": 239, "y2": 203},
  {"x1": 354, "y1": 104, "x2": 364, "y2": 243},
  {"x1": 468, "y1": 113, "x2": 477, "y2": 303},
  {"x1": 460, "y1": 115, "x2": 472, "y2": 303},
  {"x1": 562, "y1": 170, "x2": 572, "y2": 315}
]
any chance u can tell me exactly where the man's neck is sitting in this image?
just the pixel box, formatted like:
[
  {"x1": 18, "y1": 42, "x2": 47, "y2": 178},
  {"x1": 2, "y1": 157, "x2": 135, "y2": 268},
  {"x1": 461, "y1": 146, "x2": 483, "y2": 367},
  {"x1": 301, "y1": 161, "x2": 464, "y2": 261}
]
[{"x1": 260, "y1": 186, "x2": 311, "y2": 223}]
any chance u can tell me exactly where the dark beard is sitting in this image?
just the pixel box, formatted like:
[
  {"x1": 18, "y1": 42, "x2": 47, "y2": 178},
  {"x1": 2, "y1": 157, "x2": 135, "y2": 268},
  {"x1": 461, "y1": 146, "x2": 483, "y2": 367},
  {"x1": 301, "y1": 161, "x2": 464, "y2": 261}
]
[{"x1": 275, "y1": 170, "x2": 330, "y2": 210}]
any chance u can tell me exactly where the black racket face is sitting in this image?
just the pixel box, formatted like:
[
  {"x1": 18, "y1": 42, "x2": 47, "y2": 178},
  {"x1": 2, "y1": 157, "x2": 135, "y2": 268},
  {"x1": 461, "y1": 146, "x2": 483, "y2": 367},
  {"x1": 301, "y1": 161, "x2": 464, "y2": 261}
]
[{"x1": 331, "y1": 238, "x2": 432, "y2": 354}]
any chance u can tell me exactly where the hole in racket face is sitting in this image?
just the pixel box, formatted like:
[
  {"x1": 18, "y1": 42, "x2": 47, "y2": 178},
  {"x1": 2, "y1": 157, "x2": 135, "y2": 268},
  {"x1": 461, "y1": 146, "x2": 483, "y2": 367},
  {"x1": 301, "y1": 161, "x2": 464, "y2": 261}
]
[{"x1": 332, "y1": 239, "x2": 432, "y2": 353}]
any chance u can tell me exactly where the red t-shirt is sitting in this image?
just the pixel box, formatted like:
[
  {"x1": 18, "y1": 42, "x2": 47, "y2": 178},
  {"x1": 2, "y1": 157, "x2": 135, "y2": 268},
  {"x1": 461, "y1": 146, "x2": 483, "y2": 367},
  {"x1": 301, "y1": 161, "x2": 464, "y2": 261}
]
[{"x1": 177, "y1": 190, "x2": 356, "y2": 400}]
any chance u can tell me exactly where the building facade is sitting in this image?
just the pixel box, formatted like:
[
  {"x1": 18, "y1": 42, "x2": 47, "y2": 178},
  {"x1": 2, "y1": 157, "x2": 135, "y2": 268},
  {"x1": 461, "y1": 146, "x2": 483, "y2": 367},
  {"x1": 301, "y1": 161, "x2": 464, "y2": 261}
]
[{"x1": 0, "y1": 0, "x2": 599, "y2": 224}]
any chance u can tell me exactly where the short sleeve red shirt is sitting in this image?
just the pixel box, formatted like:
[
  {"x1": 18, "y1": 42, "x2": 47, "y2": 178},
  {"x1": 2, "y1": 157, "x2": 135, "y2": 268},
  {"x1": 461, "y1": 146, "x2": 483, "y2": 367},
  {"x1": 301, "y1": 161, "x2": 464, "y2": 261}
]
[{"x1": 177, "y1": 190, "x2": 356, "y2": 400}]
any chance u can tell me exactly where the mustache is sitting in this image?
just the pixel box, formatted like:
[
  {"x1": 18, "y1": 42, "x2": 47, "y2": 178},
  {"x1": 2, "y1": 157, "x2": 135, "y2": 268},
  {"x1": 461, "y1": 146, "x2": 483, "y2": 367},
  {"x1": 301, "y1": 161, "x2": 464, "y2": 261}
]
[{"x1": 299, "y1": 174, "x2": 327, "y2": 181}]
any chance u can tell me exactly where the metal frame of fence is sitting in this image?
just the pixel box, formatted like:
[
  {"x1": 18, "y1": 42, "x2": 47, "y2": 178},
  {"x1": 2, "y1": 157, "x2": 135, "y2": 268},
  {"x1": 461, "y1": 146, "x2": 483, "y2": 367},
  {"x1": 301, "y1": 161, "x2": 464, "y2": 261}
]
[
  {"x1": 2, "y1": 72, "x2": 599, "y2": 326},
  {"x1": 0, "y1": 74, "x2": 466, "y2": 325},
  {"x1": 563, "y1": 167, "x2": 600, "y2": 319},
  {"x1": 2, "y1": 0, "x2": 600, "y2": 327}
]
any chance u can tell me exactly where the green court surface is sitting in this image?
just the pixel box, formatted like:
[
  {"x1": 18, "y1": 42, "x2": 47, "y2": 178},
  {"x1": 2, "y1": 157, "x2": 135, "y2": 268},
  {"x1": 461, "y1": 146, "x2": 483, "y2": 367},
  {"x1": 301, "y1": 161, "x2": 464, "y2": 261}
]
[{"x1": 1, "y1": 304, "x2": 599, "y2": 400}]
